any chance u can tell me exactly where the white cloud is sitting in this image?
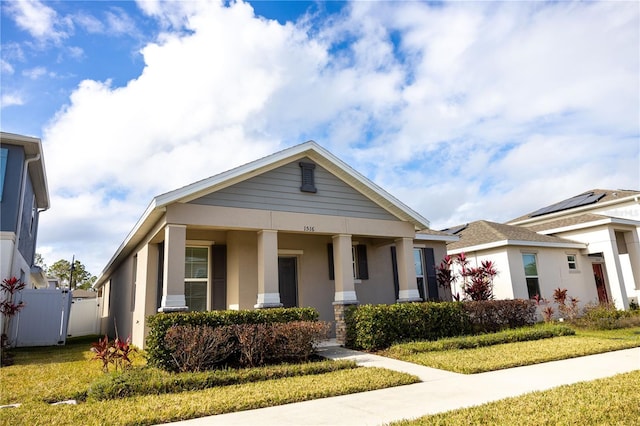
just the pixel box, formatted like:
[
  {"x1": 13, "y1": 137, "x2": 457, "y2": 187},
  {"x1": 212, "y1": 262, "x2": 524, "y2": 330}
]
[
  {"x1": 38, "y1": 0, "x2": 639, "y2": 275},
  {"x1": 5, "y1": 0, "x2": 70, "y2": 43},
  {"x1": 74, "y1": 7, "x2": 139, "y2": 37},
  {"x1": 1, "y1": 93, "x2": 24, "y2": 108},
  {"x1": 22, "y1": 66, "x2": 47, "y2": 79},
  {"x1": 1, "y1": 59, "x2": 14, "y2": 74}
]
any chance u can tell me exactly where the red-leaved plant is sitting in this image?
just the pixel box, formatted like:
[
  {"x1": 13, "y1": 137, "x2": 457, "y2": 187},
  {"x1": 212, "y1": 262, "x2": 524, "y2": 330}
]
[
  {"x1": 91, "y1": 334, "x2": 135, "y2": 373},
  {"x1": 1, "y1": 277, "x2": 27, "y2": 362},
  {"x1": 436, "y1": 253, "x2": 498, "y2": 301},
  {"x1": 553, "y1": 287, "x2": 580, "y2": 320}
]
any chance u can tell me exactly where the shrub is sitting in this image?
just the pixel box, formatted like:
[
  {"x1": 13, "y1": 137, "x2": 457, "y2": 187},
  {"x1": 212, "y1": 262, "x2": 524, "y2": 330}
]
[
  {"x1": 164, "y1": 325, "x2": 236, "y2": 372},
  {"x1": 267, "y1": 321, "x2": 331, "y2": 362},
  {"x1": 577, "y1": 303, "x2": 640, "y2": 329},
  {"x1": 462, "y1": 299, "x2": 537, "y2": 333},
  {"x1": 146, "y1": 307, "x2": 318, "y2": 371},
  {"x1": 346, "y1": 299, "x2": 537, "y2": 351},
  {"x1": 346, "y1": 302, "x2": 472, "y2": 351},
  {"x1": 234, "y1": 323, "x2": 271, "y2": 368}
]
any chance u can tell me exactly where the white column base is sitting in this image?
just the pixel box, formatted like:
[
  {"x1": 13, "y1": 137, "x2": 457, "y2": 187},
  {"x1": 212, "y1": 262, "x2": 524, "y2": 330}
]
[
  {"x1": 254, "y1": 292, "x2": 283, "y2": 308},
  {"x1": 397, "y1": 289, "x2": 422, "y2": 303},
  {"x1": 334, "y1": 290, "x2": 358, "y2": 304},
  {"x1": 157, "y1": 294, "x2": 188, "y2": 312}
]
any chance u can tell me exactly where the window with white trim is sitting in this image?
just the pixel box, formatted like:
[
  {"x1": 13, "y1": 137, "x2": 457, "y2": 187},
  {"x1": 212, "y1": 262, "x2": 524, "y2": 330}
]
[
  {"x1": 185, "y1": 246, "x2": 208, "y2": 312},
  {"x1": 567, "y1": 254, "x2": 577, "y2": 271},
  {"x1": 522, "y1": 253, "x2": 540, "y2": 299}
]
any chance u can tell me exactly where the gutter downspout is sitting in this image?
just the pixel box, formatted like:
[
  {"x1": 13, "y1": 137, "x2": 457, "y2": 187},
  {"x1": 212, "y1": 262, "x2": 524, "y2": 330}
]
[{"x1": 11, "y1": 154, "x2": 41, "y2": 282}]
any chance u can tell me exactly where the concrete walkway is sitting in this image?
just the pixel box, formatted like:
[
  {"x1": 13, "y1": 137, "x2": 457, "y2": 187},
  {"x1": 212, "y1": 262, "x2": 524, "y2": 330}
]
[{"x1": 164, "y1": 346, "x2": 640, "y2": 426}]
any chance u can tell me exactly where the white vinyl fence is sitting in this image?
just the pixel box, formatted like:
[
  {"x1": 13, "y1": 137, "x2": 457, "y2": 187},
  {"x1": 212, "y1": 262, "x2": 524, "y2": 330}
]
[
  {"x1": 67, "y1": 298, "x2": 100, "y2": 337},
  {"x1": 9, "y1": 288, "x2": 72, "y2": 347}
]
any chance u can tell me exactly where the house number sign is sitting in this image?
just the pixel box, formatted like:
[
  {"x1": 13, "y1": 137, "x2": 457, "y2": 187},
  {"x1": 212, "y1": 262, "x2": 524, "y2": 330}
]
[{"x1": 304, "y1": 226, "x2": 315, "y2": 232}]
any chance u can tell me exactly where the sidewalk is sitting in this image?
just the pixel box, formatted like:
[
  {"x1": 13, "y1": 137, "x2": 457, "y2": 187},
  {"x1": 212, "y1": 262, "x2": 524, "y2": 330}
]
[{"x1": 164, "y1": 346, "x2": 640, "y2": 426}]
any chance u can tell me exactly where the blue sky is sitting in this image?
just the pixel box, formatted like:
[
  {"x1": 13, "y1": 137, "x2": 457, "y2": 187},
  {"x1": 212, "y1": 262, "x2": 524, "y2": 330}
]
[{"x1": 1, "y1": 0, "x2": 639, "y2": 275}]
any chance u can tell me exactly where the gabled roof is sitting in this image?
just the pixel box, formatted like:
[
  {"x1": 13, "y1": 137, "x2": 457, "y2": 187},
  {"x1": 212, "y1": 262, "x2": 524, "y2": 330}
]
[
  {"x1": 508, "y1": 189, "x2": 640, "y2": 225},
  {"x1": 153, "y1": 141, "x2": 430, "y2": 228},
  {"x1": 446, "y1": 220, "x2": 586, "y2": 253},
  {"x1": 0, "y1": 131, "x2": 50, "y2": 209},
  {"x1": 96, "y1": 141, "x2": 433, "y2": 287}
]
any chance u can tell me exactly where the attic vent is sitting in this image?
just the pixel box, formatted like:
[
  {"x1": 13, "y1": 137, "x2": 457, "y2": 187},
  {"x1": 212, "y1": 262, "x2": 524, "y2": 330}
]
[{"x1": 299, "y1": 162, "x2": 317, "y2": 193}]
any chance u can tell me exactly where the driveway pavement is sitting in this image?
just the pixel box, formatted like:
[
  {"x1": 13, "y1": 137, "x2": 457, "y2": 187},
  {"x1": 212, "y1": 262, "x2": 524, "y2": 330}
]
[{"x1": 163, "y1": 345, "x2": 640, "y2": 426}]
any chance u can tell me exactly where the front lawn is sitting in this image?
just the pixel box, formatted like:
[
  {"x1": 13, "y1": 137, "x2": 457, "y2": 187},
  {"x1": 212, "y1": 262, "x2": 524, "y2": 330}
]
[
  {"x1": 392, "y1": 370, "x2": 640, "y2": 425},
  {"x1": 0, "y1": 336, "x2": 418, "y2": 426},
  {"x1": 381, "y1": 326, "x2": 640, "y2": 373}
]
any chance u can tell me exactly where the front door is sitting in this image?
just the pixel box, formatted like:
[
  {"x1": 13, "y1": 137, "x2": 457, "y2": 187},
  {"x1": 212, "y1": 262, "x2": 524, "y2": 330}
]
[
  {"x1": 592, "y1": 264, "x2": 609, "y2": 304},
  {"x1": 278, "y1": 257, "x2": 298, "y2": 308}
]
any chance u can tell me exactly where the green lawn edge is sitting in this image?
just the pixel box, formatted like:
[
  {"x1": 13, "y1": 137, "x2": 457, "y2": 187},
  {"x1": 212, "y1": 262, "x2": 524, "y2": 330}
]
[{"x1": 390, "y1": 370, "x2": 640, "y2": 425}]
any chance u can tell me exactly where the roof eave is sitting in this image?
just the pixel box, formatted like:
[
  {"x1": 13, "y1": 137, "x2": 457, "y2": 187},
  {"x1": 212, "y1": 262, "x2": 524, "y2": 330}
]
[
  {"x1": 415, "y1": 233, "x2": 459, "y2": 242},
  {"x1": 448, "y1": 239, "x2": 587, "y2": 254},
  {"x1": 1, "y1": 132, "x2": 50, "y2": 209},
  {"x1": 94, "y1": 199, "x2": 163, "y2": 288}
]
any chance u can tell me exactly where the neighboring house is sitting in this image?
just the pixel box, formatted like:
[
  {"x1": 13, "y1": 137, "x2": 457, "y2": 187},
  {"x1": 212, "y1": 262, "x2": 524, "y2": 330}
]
[
  {"x1": 509, "y1": 189, "x2": 640, "y2": 310},
  {"x1": 445, "y1": 220, "x2": 592, "y2": 307},
  {"x1": 71, "y1": 289, "x2": 98, "y2": 301},
  {"x1": 445, "y1": 189, "x2": 640, "y2": 311},
  {"x1": 94, "y1": 141, "x2": 456, "y2": 348},
  {"x1": 0, "y1": 132, "x2": 50, "y2": 288}
]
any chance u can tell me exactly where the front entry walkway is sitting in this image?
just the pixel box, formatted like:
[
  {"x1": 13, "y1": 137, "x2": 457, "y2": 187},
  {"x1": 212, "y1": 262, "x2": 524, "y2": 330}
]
[{"x1": 162, "y1": 346, "x2": 640, "y2": 426}]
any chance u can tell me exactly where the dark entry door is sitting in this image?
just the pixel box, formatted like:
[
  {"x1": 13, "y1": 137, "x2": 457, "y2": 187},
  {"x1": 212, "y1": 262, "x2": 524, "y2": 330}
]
[
  {"x1": 592, "y1": 264, "x2": 609, "y2": 304},
  {"x1": 278, "y1": 257, "x2": 298, "y2": 308}
]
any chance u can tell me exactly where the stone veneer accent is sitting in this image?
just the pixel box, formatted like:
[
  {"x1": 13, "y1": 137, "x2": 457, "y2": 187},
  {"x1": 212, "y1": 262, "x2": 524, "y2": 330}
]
[{"x1": 333, "y1": 302, "x2": 358, "y2": 345}]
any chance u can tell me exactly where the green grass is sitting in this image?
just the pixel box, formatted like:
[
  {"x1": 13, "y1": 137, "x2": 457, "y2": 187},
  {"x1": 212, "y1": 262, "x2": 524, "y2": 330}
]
[
  {"x1": 392, "y1": 370, "x2": 640, "y2": 425},
  {"x1": 0, "y1": 337, "x2": 418, "y2": 426},
  {"x1": 381, "y1": 326, "x2": 640, "y2": 373}
]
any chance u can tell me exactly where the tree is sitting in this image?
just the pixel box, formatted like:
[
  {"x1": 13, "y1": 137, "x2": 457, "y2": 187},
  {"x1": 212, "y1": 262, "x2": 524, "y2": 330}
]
[
  {"x1": 34, "y1": 253, "x2": 48, "y2": 272},
  {"x1": 47, "y1": 259, "x2": 97, "y2": 290}
]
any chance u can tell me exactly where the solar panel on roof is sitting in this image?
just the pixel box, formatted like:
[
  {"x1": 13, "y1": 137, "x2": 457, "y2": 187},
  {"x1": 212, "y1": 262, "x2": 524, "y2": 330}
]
[
  {"x1": 530, "y1": 192, "x2": 605, "y2": 217},
  {"x1": 442, "y1": 224, "x2": 468, "y2": 234}
]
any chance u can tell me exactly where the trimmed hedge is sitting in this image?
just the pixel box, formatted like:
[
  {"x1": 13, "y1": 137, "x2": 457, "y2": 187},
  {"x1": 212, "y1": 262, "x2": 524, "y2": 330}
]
[
  {"x1": 346, "y1": 302, "x2": 472, "y2": 350},
  {"x1": 462, "y1": 299, "x2": 537, "y2": 333},
  {"x1": 146, "y1": 307, "x2": 318, "y2": 371},
  {"x1": 346, "y1": 299, "x2": 538, "y2": 351}
]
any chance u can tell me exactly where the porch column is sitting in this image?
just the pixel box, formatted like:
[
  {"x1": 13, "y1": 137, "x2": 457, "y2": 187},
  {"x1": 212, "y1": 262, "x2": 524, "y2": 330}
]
[
  {"x1": 395, "y1": 237, "x2": 421, "y2": 302},
  {"x1": 158, "y1": 224, "x2": 188, "y2": 312},
  {"x1": 255, "y1": 230, "x2": 282, "y2": 308},
  {"x1": 332, "y1": 234, "x2": 358, "y2": 345},
  {"x1": 603, "y1": 229, "x2": 629, "y2": 310},
  {"x1": 332, "y1": 234, "x2": 358, "y2": 303}
]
